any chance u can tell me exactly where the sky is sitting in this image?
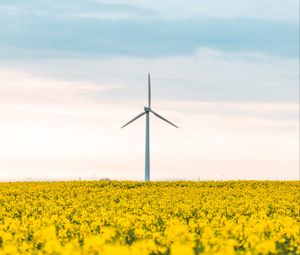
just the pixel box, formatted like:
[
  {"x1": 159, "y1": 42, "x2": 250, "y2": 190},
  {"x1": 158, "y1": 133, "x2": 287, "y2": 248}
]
[{"x1": 0, "y1": 0, "x2": 299, "y2": 181}]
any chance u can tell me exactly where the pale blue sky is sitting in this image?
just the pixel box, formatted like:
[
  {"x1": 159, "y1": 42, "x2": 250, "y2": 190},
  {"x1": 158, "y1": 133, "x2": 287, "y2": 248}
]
[{"x1": 0, "y1": 0, "x2": 299, "y2": 180}]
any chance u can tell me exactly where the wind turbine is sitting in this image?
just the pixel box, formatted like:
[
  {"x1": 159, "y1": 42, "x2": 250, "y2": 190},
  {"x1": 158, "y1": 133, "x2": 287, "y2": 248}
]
[{"x1": 121, "y1": 73, "x2": 179, "y2": 181}]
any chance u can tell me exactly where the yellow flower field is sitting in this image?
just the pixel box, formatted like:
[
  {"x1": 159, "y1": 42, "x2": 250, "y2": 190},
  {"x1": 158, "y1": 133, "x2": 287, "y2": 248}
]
[{"x1": 0, "y1": 181, "x2": 299, "y2": 255}]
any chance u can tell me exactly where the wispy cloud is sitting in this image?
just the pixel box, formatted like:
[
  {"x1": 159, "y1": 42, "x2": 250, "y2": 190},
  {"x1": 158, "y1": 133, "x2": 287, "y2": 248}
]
[
  {"x1": 0, "y1": 2, "x2": 158, "y2": 19},
  {"x1": 1, "y1": 0, "x2": 298, "y2": 21},
  {"x1": 105, "y1": 0, "x2": 299, "y2": 21},
  {"x1": 0, "y1": 69, "x2": 125, "y2": 117},
  {"x1": 3, "y1": 49, "x2": 297, "y2": 103}
]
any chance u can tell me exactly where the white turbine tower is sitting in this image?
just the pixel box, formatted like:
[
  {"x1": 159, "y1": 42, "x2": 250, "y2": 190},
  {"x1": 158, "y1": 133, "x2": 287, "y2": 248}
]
[{"x1": 121, "y1": 73, "x2": 179, "y2": 181}]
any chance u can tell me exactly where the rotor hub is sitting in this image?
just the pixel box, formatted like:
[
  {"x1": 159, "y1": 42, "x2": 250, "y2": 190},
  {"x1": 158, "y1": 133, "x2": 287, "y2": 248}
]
[{"x1": 144, "y1": 107, "x2": 151, "y2": 112}]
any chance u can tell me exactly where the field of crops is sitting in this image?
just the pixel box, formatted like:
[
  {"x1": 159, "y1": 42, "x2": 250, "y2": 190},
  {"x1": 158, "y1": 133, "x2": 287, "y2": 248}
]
[{"x1": 0, "y1": 181, "x2": 299, "y2": 254}]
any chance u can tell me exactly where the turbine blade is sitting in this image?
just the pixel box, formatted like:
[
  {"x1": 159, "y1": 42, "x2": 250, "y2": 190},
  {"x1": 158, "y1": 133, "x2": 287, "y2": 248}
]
[
  {"x1": 150, "y1": 110, "x2": 179, "y2": 128},
  {"x1": 121, "y1": 112, "x2": 146, "y2": 129},
  {"x1": 148, "y1": 73, "x2": 151, "y2": 108}
]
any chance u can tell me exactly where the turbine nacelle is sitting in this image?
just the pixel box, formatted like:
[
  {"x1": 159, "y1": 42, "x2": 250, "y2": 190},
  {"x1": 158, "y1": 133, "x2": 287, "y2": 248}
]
[{"x1": 144, "y1": 107, "x2": 151, "y2": 112}]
